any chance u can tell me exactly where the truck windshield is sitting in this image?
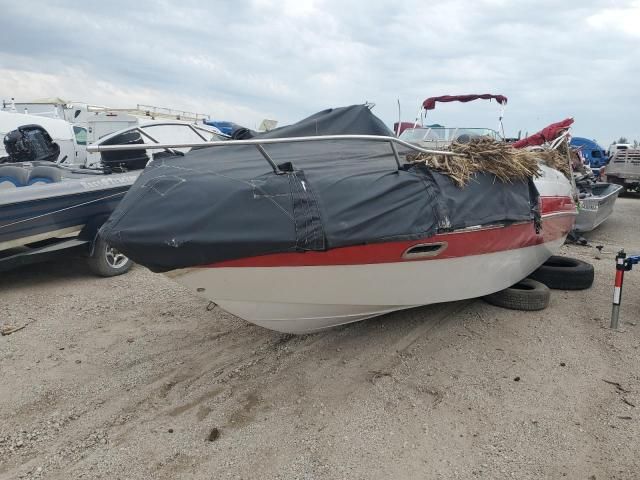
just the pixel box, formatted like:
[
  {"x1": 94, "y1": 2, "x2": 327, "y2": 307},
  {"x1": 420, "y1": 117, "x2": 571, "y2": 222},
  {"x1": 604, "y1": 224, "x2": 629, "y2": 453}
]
[{"x1": 73, "y1": 126, "x2": 87, "y2": 145}]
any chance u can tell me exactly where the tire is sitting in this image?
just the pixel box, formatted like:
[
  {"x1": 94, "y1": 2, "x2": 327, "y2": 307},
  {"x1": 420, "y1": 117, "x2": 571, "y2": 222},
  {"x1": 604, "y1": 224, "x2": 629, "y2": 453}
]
[
  {"x1": 87, "y1": 235, "x2": 133, "y2": 277},
  {"x1": 528, "y1": 255, "x2": 594, "y2": 290},
  {"x1": 483, "y1": 278, "x2": 550, "y2": 311}
]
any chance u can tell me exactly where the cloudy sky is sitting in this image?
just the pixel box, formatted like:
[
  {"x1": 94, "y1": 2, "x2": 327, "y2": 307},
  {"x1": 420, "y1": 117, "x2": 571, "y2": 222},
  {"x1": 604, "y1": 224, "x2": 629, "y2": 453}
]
[{"x1": 1, "y1": 0, "x2": 639, "y2": 144}]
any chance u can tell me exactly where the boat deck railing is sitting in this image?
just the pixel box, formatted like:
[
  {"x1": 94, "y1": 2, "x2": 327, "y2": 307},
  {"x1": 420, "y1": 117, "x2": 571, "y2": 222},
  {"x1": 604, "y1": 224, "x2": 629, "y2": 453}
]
[{"x1": 87, "y1": 134, "x2": 464, "y2": 175}]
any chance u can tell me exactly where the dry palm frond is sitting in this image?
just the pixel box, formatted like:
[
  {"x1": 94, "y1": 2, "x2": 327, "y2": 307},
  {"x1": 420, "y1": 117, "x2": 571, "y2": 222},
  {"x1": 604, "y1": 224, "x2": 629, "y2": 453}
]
[
  {"x1": 534, "y1": 148, "x2": 571, "y2": 178},
  {"x1": 407, "y1": 137, "x2": 549, "y2": 187}
]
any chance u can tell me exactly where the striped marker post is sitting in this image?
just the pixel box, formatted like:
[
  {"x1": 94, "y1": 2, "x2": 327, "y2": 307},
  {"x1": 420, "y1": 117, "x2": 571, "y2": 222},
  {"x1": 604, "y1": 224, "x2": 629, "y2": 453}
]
[{"x1": 611, "y1": 250, "x2": 627, "y2": 329}]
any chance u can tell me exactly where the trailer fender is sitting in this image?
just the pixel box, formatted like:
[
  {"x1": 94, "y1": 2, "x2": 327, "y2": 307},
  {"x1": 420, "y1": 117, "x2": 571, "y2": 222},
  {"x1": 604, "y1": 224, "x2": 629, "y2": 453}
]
[{"x1": 79, "y1": 215, "x2": 110, "y2": 255}]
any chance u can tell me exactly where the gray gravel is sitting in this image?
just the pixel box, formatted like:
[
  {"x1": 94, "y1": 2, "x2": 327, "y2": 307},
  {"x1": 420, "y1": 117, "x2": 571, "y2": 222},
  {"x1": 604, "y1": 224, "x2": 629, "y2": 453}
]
[{"x1": 1, "y1": 198, "x2": 639, "y2": 479}]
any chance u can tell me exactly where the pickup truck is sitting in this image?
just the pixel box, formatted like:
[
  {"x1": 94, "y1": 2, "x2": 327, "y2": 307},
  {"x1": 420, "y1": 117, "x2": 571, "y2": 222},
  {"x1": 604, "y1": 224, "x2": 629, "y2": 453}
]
[{"x1": 606, "y1": 144, "x2": 640, "y2": 192}]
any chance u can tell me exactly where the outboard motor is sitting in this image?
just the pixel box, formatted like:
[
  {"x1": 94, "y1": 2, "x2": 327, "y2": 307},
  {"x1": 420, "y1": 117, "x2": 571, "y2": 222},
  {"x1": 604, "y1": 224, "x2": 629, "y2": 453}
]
[
  {"x1": 3, "y1": 125, "x2": 61, "y2": 163},
  {"x1": 100, "y1": 130, "x2": 150, "y2": 171}
]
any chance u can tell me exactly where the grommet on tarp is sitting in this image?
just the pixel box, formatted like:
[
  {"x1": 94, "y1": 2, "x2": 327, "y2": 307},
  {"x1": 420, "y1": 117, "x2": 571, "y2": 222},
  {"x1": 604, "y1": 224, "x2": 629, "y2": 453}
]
[{"x1": 206, "y1": 301, "x2": 217, "y2": 311}]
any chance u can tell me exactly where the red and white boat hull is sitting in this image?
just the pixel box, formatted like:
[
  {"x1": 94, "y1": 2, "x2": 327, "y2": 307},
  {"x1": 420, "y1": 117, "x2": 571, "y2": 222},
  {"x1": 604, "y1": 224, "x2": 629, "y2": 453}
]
[{"x1": 166, "y1": 166, "x2": 576, "y2": 333}]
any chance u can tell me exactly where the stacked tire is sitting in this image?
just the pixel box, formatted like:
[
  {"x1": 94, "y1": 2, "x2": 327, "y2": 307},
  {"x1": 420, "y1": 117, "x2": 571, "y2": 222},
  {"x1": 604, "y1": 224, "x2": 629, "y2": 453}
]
[
  {"x1": 483, "y1": 278, "x2": 551, "y2": 311},
  {"x1": 483, "y1": 256, "x2": 594, "y2": 311},
  {"x1": 528, "y1": 256, "x2": 594, "y2": 291}
]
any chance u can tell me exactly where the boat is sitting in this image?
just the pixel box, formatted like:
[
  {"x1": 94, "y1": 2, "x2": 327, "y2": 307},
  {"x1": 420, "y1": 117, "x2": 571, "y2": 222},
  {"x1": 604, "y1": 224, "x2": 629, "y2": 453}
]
[
  {"x1": 1, "y1": 121, "x2": 225, "y2": 257},
  {"x1": 0, "y1": 164, "x2": 139, "y2": 253},
  {"x1": 573, "y1": 176, "x2": 623, "y2": 232},
  {"x1": 512, "y1": 118, "x2": 622, "y2": 233},
  {"x1": 94, "y1": 103, "x2": 577, "y2": 334},
  {"x1": 0, "y1": 111, "x2": 82, "y2": 164}
]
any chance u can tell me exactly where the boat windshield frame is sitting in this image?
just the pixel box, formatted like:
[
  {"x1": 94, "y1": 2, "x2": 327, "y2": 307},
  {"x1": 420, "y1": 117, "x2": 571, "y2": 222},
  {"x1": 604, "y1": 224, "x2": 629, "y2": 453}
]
[
  {"x1": 85, "y1": 121, "x2": 230, "y2": 171},
  {"x1": 399, "y1": 127, "x2": 502, "y2": 147}
]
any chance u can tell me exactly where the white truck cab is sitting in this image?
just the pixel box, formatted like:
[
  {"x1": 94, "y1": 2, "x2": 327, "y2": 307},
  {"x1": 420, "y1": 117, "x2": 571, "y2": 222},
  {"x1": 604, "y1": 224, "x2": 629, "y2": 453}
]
[{"x1": 608, "y1": 143, "x2": 632, "y2": 158}]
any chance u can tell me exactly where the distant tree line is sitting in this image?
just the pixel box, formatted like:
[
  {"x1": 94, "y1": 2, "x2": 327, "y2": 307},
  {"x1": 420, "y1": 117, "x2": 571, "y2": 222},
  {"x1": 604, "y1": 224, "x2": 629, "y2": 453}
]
[{"x1": 611, "y1": 137, "x2": 639, "y2": 148}]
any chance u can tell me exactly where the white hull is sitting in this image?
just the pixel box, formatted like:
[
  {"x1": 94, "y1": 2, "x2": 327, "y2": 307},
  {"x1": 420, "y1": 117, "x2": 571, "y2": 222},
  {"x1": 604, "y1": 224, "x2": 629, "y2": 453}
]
[{"x1": 168, "y1": 236, "x2": 565, "y2": 334}]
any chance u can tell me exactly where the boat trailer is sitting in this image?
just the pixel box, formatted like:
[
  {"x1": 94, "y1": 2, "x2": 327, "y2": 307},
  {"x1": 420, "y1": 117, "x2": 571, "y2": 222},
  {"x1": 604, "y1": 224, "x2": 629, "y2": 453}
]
[{"x1": 611, "y1": 250, "x2": 640, "y2": 329}]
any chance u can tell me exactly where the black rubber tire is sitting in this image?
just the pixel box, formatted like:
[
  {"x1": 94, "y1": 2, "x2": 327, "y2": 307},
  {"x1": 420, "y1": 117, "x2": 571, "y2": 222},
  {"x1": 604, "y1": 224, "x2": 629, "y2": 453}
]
[
  {"x1": 528, "y1": 255, "x2": 594, "y2": 290},
  {"x1": 87, "y1": 235, "x2": 133, "y2": 277},
  {"x1": 483, "y1": 278, "x2": 550, "y2": 311}
]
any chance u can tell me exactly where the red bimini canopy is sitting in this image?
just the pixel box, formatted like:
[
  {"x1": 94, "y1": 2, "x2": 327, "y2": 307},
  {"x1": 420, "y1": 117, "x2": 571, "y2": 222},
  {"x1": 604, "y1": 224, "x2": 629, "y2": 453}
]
[
  {"x1": 422, "y1": 94, "x2": 508, "y2": 111},
  {"x1": 512, "y1": 118, "x2": 574, "y2": 149}
]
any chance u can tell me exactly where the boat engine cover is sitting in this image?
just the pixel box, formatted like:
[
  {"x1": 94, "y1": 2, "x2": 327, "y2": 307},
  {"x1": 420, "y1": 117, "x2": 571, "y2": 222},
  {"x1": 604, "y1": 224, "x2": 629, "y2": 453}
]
[{"x1": 3, "y1": 125, "x2": 60, "y2": 163}]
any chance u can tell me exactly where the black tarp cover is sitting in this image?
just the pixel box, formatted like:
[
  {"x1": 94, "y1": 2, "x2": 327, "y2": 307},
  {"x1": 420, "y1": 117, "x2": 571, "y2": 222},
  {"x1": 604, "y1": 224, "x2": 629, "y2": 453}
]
[
  {"x1": 100, "y1": 105, "x2": 538, "y2": 272},
  {"x1": 229, "y1": 104, "x2": 393, "y2": 139},
  {"x1": 254, "y1": 105, "x2": 393, "y2": 138}
]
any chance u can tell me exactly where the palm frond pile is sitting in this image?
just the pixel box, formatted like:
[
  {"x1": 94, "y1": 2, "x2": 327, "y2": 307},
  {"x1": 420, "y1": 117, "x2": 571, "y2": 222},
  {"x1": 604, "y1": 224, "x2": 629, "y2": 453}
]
[
  {"x1": 406, "y1": 137, "x2": 567, "y2": 187},
  {"x1": 534, "y1": 148, "x2": 572, "y2": 178}
]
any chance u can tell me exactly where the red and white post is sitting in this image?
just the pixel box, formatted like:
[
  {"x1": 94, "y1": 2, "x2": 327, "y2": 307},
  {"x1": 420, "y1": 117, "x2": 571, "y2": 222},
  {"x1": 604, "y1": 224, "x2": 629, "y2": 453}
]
[{"x1": 611, "y1": 250, "x2": 627, "y2": 329}]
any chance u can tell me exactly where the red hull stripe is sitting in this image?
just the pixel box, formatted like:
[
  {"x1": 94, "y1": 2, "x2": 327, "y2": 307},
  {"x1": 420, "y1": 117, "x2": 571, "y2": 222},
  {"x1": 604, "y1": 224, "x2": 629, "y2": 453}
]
[
  {"x1": 540, "y1": 196, "x2": 576, "y2": 214},
  {"x1": 207, "y1": 196, "x2": 576, "y2": 268}
]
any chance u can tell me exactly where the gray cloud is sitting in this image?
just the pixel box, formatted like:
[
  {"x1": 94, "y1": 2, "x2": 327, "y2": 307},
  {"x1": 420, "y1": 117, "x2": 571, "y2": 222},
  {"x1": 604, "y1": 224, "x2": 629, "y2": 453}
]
[{"x1": 1, "y1": 0, "x2": 639, "y2": 144}]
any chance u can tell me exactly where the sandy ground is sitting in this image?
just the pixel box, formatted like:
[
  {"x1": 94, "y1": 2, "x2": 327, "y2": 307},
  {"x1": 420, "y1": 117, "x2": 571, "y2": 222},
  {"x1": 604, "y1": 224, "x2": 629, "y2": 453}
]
[{"x1": 1, "y1": 198, "x2": 639, "y2": 480}]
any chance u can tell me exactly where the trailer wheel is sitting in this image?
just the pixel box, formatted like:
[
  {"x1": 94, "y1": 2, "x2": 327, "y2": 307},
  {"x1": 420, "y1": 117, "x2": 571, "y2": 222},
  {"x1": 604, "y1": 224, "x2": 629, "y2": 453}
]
[
  {"x1": 483, "y1": 278, "x2": 550, "y2": 311},
  {"x1": 87, "y1": 235, "x2": 133, "y2": 277},
  {"x1": 528, "y1": 256, "x2": 594, "y2": 290}
]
